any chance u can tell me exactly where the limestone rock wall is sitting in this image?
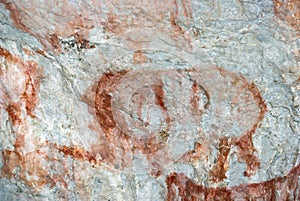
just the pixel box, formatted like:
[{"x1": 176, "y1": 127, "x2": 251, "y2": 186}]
[{"x1": 0, "y1": 0, "x2": 299, "y2": 200}]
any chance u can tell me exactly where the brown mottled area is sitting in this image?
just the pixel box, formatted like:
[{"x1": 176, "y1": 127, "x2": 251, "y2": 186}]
[
  {"x1": 274, "y1": 0, "x2": 300, "y2": 31},
  {"x1": 209, "y1": 137, "x2": 231, "y2": 182},
  {"x1": 167, "y1": 163, "x2": 300, "y2": 200},
  {"x1": 0, "y1": 0, "x2": 192, "y2": 52}
]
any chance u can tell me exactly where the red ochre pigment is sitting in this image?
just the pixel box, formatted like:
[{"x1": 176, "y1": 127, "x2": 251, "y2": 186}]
[
  {"x1": 87, "y1": 67, "x2": 267, "y2": 179},
  {"x1": 166, "y1": 163, "x2": 300, "y2": 200}
]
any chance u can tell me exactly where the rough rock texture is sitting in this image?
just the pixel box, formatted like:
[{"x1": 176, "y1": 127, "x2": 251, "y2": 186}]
[{"x1": 0, "y1": 0, "x2": 299, "y2": 200}]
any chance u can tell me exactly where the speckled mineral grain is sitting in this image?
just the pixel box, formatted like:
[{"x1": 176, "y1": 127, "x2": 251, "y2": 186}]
[{"x1": 0, "y1": 0, "x2": 299, "y2": 201}]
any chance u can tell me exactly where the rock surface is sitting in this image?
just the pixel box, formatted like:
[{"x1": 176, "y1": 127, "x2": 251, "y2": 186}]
[{"x1": 0, "y1": 0, "x2": 299, "y2": 200}]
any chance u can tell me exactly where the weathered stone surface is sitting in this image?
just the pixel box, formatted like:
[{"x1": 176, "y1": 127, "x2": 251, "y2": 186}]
[{"x1": 0, "y1": 0, "x2": 299, "y2": 200}]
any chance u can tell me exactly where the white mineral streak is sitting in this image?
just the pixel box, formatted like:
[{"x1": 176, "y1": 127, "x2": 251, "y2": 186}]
[{"x1": 0, "y1": 0, "x2": 299, "y2": 200}]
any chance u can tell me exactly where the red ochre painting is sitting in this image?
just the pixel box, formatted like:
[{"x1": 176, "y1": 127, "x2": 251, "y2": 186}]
[{"x1": 0, "y1": 0, "x2": 299, "y2": 200}]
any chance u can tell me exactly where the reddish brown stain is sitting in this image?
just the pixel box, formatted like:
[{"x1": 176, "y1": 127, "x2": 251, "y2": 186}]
[
  {"x1": 150, "y1": 161, "x2": 163, "y2": 177},
  {"x1": 6, "y1": 103, "x2": 21, "y2": 125},
  {"x1": 0, "y1": 0, "x2": 31, "y2": 34},
  {"x1": 73, "y1": 33, "x2": 96, "y2": 49},
  {"x1": 55, "y1": 144, "x2": 97, "y2": 166},
  {"x1": 0, "y1": 47, "x2": 42, "y2": 119},
  {"x1": 274, "y1": 0, "x2": 300, "y2": 31},
  {"x1": 248, "y1": 82, "x2": 268, "y2": 123},
  {"x1": 150, "y1": 83, "x2": 171, "y2": 124},
  {"x1": 178, "y1": 142, "x2": 207, "y2": 163},
  {"x1": 94, "y1": 70, "x2": 128, "y2": 135},
  {"x1": 209, "y1": 137, "x2": 231, "y2": 182},
  {"x1": 0, "y1": 47, "x2": 15, "y2": 63},
  {"x1": 190, "y1": 81, "x2": 210, "y2": 115},
  {"x1": 233, "y1": 132, "x2": 261, "y2": 177},
  {"x1": 231, "y1": 81, "x2": 266, "y2": 177},
  {"x1": 21, "y1": 61, "x2": 41, "y2": 118},
  {"x1": 13, "y1": 134, "x2": 25, "y2": 149},
  {"x1": 0, "y1": 47, "x2": 48, "y2": 191},
  {"x1": 166, "y1": 163, "x2": 300, "y2": 200},
  {"x1": 46, "y1": 34, "x2": 61, "y2": 52},
  {"x1": 133, "y1": 50, "x2": 147, "y2": 64},
  {"x1": 91, "y1": 143, "x2": 116, "y2": 164}
]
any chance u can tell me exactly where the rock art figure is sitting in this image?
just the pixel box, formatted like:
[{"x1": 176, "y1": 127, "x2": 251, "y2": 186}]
[{"x1": 72, "y1": 66, "x2": 266, "y2": 181}]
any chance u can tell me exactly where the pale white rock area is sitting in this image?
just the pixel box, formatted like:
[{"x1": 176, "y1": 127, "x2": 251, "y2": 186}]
[{"x1": 0, "y1": 0, "x2": 299, "y2": 200}]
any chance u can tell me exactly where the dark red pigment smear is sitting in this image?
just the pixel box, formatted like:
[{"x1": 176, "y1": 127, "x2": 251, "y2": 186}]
[
  {"x1": 167, "y1": 163, "x2": 300, "y2": 200},
  {"x1": 209, "y1": 137, "x2": 231, "y2": 182}
]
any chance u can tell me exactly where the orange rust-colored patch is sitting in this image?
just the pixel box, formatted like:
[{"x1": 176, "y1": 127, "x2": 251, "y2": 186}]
[
  {"x1": 210, "y1": 137, "x2": 231, "y2": 182},
  {"x1": 6, "y1": 103, "x2": 21, "y2": 125},
  {"x1": 274, "y1": 0, "x2": 300, "y2": 31},
  {"x1": 149, "y1": 82, "x2": 171, "y2": 124},
  {"x1": 35, "y1": 49, "x2": 47, "y2": 57}
]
